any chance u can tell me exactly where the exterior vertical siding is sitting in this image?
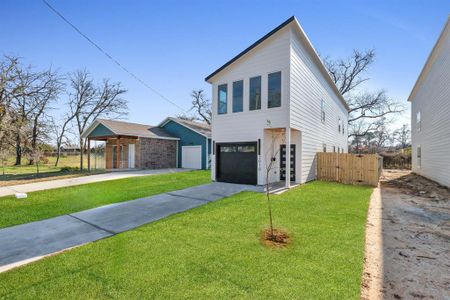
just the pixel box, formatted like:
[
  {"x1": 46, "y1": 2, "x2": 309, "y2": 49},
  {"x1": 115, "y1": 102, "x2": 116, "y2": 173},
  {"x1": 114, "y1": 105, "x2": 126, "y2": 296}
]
[
  {"x1": 289, "y1": 28, "x2": 349, "y2": 183},
  {"x1": 208, "y1": 20, "x2": 348, "y2": 185},
  {"x1": 209, "y1": 26, "x2": 292, "y2": 184},
  {"x1": 411, "y1": 22, "x2": 450, "y2": 187}
]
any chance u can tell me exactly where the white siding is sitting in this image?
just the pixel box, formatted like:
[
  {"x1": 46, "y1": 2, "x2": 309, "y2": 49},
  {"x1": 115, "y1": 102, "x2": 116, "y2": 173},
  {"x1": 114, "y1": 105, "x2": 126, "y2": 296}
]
[
  {"x1": 210, "y1": 27, "x2": 291, "y2": 184},
  {"x1": 289, "y1": 28, "x2": 349, "y2": 183},
  {"x1": 411, "y1": 23, "x2": 450, "y2": 187},
  {"x1": 208, "y1": 21, "x2": 348, "y2": 185}
]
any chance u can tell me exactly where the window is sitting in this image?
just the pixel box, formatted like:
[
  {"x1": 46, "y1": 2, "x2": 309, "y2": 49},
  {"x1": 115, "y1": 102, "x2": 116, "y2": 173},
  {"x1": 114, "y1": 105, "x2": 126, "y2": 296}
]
[
  {"x1": 342, "y1": 121, "x2": 345, "y2": 135},
  {"x1": 232, "y1": 80, "x2": 243, "y2": 113},
  {"x1": 417, "y1": 111, "x2": 421, "y2": 132},
  {"x1": 338, "y1": 118, "x2": 341, "y2": 133},
  {"x1": 417, "y1": 145, "x2": 421, "y2": 168},
  {"x1": 268, "y1": 71, "x2": 281, "y2": 108},
  {"x1": 218, "y1": 84, "x2": 227, "y2": 114},
  {"x1": 323, "y1": 144, "x2": 327, "y2": 152},
  {"x1": 321, "y1": 100, "x2": 326, "y2": 123},
  {"x1": 249, "y1": 76, "x2": 261, "y2": 110},
  {"x1": 333, "y1": 146, "x2": 336, "y2": 153},
  {"x1": 237, "y1": 145, "x2": 256, "y2": 152}
]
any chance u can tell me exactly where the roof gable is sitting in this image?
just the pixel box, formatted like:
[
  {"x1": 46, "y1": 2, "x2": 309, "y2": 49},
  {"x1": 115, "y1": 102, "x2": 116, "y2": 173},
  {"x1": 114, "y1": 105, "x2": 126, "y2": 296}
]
[
  {"x1": 159, "y1": 117, "x2": 211, "y2": 138},
  {"x1": 82, "y1": 119, "x2": 178, "y2": 140},
  {"x1": 204, "y1": 16, "x2": 349, "y2": 111}
]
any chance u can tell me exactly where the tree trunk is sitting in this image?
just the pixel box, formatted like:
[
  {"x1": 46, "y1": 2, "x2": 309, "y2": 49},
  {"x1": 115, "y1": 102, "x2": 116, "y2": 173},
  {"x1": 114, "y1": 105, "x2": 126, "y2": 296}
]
[
  {"x1": 29, "y1": 123, "x2": 38, "y2": 165},
  {"x1": 55, "y1": 146, "x2": 61, "y2": 167},
  {"x1": 266, "y1": 172, "x2": 274, "y2": 238},
  {"x1": 79, "y1": 137, "x2": 84, "y2": 171},
  {"x1": 15, "y1": 135, "x2": 21, "y2": 165}
]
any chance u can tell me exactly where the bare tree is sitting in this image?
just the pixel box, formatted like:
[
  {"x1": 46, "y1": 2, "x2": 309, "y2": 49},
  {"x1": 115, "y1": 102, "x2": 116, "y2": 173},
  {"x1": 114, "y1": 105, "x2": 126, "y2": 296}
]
[
  {"x1": 26, "y1": 147, "x2": 44, "y2": 177},
  {"x1": 189, "y1": 89, "x2": 211, "y2": 124},
  {"x1": 264, "y1": 120, "x2": 285, "y2": 240},
  {"x1": 324, "y1": 50, "x2": 404, "y2": 138},
  {"x1": 0, "y1": 147, "x2": 10, "y2": 179},
  {"x1": 28, "y1": 69, "x2": 63, "y2": 164},
  {"x1": 393, "y1": 124, "x2": 411, "y2": 149},
  {"x1": 175, "y1": 113, "x2": 197, "y2": 122},
  {"x1": 51, "y1": 115, "x2": 74, "y2": 167},
  {"x1": 0, "y1": 56, "x2": 19, "y2": 144},
  {"x1": 69, "y1": 70, "x2": 127, "y2": 171}
]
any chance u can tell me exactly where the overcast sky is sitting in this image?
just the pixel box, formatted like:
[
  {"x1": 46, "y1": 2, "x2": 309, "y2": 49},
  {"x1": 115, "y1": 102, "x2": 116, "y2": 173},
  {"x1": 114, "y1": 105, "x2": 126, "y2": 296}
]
[{"x1": 2, "y1": 0, "x2": 449, "y2": 129}]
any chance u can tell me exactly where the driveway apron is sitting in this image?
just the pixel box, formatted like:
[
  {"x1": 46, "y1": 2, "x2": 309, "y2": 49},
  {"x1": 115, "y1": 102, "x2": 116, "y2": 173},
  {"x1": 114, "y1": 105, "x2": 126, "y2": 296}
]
[{"x1": 0, "y1": 182, "x2": 260, "y2": 271}]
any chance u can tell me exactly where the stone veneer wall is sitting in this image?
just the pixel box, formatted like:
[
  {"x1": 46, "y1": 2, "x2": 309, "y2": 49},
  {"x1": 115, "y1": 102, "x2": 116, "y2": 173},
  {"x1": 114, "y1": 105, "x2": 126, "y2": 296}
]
[{"x1": 138, "y1": 137, "x2": 177, "y2": 169}]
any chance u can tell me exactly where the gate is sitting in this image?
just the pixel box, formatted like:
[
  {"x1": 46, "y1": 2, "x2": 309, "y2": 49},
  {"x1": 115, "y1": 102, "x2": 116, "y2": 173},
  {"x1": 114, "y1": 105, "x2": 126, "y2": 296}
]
[{"x1": 317, "y1": 153, "x2": 382, "y2": 187}]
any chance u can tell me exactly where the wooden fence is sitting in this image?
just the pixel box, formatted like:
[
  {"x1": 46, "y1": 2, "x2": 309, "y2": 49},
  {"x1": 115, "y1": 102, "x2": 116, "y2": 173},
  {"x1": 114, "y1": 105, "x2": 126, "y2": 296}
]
[{"x1": 317, "y1": 153, "x2": 383, "y2": 187}]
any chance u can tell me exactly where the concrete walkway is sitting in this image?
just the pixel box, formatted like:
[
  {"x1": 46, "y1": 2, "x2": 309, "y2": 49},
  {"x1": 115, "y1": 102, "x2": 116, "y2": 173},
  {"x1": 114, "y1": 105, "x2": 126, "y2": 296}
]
[
  {"x1": 0, "y1": 168, "x2": 188, "y2": 197},
  {"x1": 0, "y1": 182, "x2": 261, "y2": 272}
]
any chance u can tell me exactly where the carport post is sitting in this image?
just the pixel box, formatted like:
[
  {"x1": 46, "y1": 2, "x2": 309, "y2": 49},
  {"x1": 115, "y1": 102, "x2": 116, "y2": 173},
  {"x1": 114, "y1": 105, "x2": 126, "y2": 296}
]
[
  {"x1": 116, "y1": 136, "x2": 120, "y2": 169},
  {"x1": 285, "y1": 127, "x2": 291, "y2": 188},
  {"x1": 87, "y1": 138, "x2": 91, "y2": 172}
]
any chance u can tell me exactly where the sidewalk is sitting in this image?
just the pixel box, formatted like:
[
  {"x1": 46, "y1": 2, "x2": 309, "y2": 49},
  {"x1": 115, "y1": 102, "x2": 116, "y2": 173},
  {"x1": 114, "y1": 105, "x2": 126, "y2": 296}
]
[
  {"x1": 0, "y1": 168, "x2": 188, "y2": 197},
  {"x1": 0, "y1": 182, "x2": 261, "y2": 272}
]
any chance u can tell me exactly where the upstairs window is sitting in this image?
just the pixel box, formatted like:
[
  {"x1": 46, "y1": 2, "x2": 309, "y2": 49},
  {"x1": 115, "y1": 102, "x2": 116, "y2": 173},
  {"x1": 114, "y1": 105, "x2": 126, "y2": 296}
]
[
  {"x1": 218, "y1": 84, "x2": 227, "y2": 114},
  {"x1": 321, "y1": 100, "x2": 326, "y2": 123},
  {"x1": 417, "y1": 111, "x2": 421, "y2": 132},
  {"x1": 249, "y1": 76, "x2": 261, "y2": 110},
  {"x1": 268, "y1": 71, "x2": 281, "y2": 108},
  {"x1": 338, "y1": 118, "x2": 341, "y2": 133},
  {"x1": 232, "y1": 80, "x2": 243, "y2": 113},
  {"x1": 323, "y1": 144, "x2": 327, "y2": 152}
]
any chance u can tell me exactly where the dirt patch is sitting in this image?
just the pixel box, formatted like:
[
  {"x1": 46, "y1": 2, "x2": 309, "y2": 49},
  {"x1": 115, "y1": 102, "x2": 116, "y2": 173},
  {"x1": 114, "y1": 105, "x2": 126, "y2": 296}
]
[
  {"x1": 261, "y1": 228, "x2": 290, "y2": 248},
  {"x1": 361, "y1": 170, "x2": 450, "y2": 300}
]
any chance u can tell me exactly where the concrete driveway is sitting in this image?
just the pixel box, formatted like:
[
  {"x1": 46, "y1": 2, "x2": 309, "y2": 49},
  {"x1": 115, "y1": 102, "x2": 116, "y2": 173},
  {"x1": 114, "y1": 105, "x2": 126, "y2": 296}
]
[
  {"x1": 0, "y1": 168, "x2": 189, "y2": 197},
  {"x1": 0, "y1": 182, "x2": 261, "y2": 272}
]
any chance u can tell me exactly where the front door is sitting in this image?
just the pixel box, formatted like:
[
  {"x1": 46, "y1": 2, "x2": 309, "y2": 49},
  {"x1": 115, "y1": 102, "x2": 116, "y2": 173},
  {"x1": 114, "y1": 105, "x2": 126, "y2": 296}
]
[{"x1": 280, "y1": 144, "x2": 295, "y2": 182}]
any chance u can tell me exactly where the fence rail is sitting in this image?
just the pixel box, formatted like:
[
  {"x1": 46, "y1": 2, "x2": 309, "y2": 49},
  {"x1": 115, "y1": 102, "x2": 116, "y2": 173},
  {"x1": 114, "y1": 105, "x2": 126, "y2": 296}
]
[{"x1": 317, "y1": 153, "x2": 382, "y2": 187}]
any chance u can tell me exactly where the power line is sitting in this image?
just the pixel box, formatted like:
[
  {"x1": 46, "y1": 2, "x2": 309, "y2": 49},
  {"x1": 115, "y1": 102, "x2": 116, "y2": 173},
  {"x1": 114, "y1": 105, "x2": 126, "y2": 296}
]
[{"x1": 41, "y1": 0, "x2": 188, "y2": 113}]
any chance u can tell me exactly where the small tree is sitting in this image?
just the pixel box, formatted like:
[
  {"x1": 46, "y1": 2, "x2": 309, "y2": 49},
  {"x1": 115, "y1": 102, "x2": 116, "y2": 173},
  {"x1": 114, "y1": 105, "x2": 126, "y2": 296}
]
[
  {"x1": 27, "y1": 147, "x2": 44, "y2": 177},
  {"x1": 264, "y1": 120, "x2": 285, "y2": 240}
]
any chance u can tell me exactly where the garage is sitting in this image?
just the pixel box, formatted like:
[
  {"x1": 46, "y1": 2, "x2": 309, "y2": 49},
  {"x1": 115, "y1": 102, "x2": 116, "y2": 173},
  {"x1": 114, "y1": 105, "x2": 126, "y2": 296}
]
[
  {"x1": 181, "y1": 146, "x2": 202, "y2": 169},
  {"x1": 216, "y1": 142, "x2": 257, "y2": 185}
]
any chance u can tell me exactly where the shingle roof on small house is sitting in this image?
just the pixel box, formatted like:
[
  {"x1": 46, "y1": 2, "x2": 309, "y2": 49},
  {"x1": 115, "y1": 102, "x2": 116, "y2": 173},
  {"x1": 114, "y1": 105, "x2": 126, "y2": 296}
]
[
  {"x1": 159, "y1": 117, "x2": 211, "y2": 138},
  {"x1": 82, "y1": 119, "x2": 178, "y2": 140}
]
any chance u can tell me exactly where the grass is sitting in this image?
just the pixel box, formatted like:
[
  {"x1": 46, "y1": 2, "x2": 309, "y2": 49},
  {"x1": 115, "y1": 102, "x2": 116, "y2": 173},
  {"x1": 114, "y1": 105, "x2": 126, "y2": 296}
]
[
  {"x1": 0, "y1": 181, "x2": 373, "y2": 299},
  {"x1": 0, "y1": 170, "x2": 210, "y2": 229},
  {"x1": 1, "y1": 155, "x2": 96, "y2": 184},
  {"x1": 3, "y1": 155, "x2": 83, "y2": 175}
]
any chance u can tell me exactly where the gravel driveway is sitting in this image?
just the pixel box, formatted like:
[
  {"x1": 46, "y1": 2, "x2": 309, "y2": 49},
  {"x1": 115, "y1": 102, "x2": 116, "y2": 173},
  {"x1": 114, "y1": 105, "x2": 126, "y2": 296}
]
[{"x1": 361, "y1": 170, "x2": 450, "y2": 299}]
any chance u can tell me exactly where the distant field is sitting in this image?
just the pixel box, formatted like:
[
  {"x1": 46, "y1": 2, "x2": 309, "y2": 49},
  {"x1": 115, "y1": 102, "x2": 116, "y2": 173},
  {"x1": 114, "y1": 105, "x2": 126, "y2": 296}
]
[{"x1": 1, "y1": 155, "x2": 105, "y2": 184}]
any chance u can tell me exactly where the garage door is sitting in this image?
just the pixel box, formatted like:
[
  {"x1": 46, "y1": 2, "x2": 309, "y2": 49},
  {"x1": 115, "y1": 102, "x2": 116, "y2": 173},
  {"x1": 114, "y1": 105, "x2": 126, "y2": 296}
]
[
  {"x1": 182, "y1": 146, "x2": 202, "y2": 169},
  {"x1": 216, "y1": 142, "x2": 257, "y2": 185}
]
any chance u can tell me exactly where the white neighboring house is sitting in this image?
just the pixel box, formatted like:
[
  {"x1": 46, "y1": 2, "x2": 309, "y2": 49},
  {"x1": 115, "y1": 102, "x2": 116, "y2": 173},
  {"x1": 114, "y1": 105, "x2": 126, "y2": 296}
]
[
  {"x1": 408, "y1": 17, "x2": 450, "y2": 187},
  {"x1": 205, "y1": 16, "x2": 349, "y2": 187}
]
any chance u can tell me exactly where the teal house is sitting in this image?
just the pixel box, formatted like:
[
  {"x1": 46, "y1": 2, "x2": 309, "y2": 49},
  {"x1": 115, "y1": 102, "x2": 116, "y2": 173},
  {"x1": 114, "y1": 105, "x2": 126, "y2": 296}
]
[{"x1": 159, "y1": 117, "x2": 211, "y2": 170}]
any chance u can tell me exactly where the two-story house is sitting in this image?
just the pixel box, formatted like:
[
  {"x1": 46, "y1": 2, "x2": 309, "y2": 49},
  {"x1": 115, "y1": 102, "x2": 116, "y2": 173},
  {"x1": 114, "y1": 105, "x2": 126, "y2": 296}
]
[
  {"x1": 408, "y1": 16, "x2": 450, "y2": 187},
  {"x1": 205, "y1": 16, "x2": 349, "y2": 187}
]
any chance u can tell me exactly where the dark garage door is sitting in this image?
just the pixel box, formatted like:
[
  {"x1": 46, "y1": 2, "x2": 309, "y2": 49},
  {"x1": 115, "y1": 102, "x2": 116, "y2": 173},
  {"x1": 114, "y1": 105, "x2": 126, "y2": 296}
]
[{"x1": 216, "y1": 142, "x2": 257, "y2": 185}]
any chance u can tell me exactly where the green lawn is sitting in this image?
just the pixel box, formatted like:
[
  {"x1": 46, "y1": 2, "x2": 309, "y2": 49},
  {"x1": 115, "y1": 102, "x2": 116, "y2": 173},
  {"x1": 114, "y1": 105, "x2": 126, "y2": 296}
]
[
  {"x1": 0, "y1": 170, "x2": 210, "y2": 228},
  {"x1": 0, "y1": 181, "x2": 372, "y2": 299},
  {"x1": 1, "y1": 155, "x2": 96, "y2": 182}
]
